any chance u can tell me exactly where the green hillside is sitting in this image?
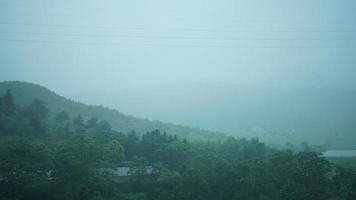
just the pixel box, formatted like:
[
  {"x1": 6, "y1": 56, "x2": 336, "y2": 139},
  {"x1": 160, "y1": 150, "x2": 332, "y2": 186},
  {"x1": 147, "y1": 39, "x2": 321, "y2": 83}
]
[
  {"x1": 73, "y1": 82, "x2": 356, "y2": 147},
  {"x1": 2, "y1": 86, "x2": 354, "y2": 200},
  {"x1": 0, "y1": 81, "x2": 225, "y2": 140}
]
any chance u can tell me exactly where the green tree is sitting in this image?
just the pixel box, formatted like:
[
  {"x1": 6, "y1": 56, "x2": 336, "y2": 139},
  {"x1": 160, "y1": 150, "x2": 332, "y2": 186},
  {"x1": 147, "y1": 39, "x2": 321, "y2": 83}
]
[
  {"x1": 107, "y1": 139, "x2": 125, "y2": 164},
  {"x1": 0, "y1": 89, "x2": 15, "y2": 115},
  {"x1": 73, "y1": 115, "x2": 85, "y2": 133},
  {"x1": 125, "y1": 130, "x2": 140, "y2": 159},
  {"x1": 98, "y1": 120, "x2": 112, "y2": 131},
  {"x1": 86, "y1": 117, "x2": 98, "y2": 129},
  {"x1": 293, "y1": 152, "x2": 331, "y2": 200},
  {"x1": 55, "y1": 110, "x2": 70, "y2": 123},
  {"x1": 0, "y1": 139, "x2": 52, "y2": 199},
  {"x1": 3, "y1": 89, "x2": 14, "y2": 108},
  {"x1": 26, "y1": 99, "x2": 48, "y2": 136},
  {"x1": 331, "y1": 167, "x2": 356, "y2": 199},
  {"x1": 159, "y1": 139, "x2": 190, "y2": 168},
  {"x1": 52, "y1": 135, "x2": 117, "y2": 199}
]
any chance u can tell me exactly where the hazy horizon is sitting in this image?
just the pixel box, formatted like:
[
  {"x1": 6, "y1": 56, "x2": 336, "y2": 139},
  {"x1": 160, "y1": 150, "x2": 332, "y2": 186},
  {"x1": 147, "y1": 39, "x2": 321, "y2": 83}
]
[
  {"x1": 1, "y1": 0, "x2": 356, "y2": 96},
  {"x1": 1, "y1": 0, "x2": 356, "y2": 146},
  {"x1": 1, "y1": 1, "x2": 356, "y2": 199}
]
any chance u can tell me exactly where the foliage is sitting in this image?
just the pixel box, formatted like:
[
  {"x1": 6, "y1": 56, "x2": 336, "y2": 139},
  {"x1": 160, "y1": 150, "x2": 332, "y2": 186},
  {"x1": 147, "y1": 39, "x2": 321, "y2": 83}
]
[
  {"x1": 0, "y1": 90, "x2": 355, "y2": 200},
  {"x1": 26, "y1": 99, "x2": 48, "y2": 136},
  {"x1": 55, "y1": 110, "x2": 70, "y2": 123},
  {"x1": 0, "y1": 81, "x2": 226, "y2": 141}
]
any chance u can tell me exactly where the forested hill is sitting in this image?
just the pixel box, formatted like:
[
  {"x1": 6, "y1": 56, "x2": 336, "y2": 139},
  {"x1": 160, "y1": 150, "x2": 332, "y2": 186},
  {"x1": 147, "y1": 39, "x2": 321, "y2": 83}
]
[
  {"x1": 74, "y1": 82, "x2": 356, "y2": 147},
  {"x1": 0, "y1": 81, "x2": 224, "y2": 140}
]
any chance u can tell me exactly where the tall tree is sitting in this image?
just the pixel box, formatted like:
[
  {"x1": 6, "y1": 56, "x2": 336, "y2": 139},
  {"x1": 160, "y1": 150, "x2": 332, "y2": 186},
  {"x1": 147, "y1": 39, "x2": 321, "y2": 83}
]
[
  {"x1": 55, "y1": 110, "x2": 70, "y2": 123},
  {"x1": 0, "y1": 139, "x2": 52, "y2": 199},
  {"x1": 125, "y1": 130, "x2": 140, "y2": 159},
  {"x1": 86, "y1": 117, "x2": 98, "y2": 128},
  {"x1": 98, "y1": 120, "x2": 112, "y2": 131},
  {"x1": 73, "y1": 115, "x2": 85, "y2": 133},
  {"x1": 3, "y1": 89, "x2": 14, "y2": 109},
  {"x1": 52, "y1": 135, "x2": 117, "y2": 199},
  {"x1": 26, "y1": 99, "x2": 48, "y2": 136},
  {"x1": 0, "y1": 89, "x2": 15, "y2": 115}
]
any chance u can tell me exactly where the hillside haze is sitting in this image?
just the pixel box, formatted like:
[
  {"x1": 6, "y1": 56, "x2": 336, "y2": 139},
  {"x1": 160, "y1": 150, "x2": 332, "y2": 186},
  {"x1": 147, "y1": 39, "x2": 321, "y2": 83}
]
[
  {"x1": 71, "y1": 82, "x2": 356, "y2": 147},
  {"x1": 1, "y1": 1, "x2": 356, "y2": 199},
  {"x1": 0, "y1": 81, "x2": 224, "y2": 140}
]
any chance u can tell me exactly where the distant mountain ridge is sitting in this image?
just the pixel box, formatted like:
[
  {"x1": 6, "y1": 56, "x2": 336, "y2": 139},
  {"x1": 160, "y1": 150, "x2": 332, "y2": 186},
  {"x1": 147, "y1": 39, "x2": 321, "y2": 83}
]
[
  {"x1": 0, "y1": 81, "x2": 225, "y2": 140},
  {"x1": 71, "y1": 82, "x2": 356, "y2": 148}
]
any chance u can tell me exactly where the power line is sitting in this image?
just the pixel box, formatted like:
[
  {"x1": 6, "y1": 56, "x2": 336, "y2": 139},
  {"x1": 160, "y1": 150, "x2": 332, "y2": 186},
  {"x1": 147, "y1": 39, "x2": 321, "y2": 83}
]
[
  {"x1": 1, "y1": 38, "x2": 355, "y2": 49},
  {"x1": 0, "y1": 31, "x2": 355, "y2": 41},
  {"x1": 1, "y1": 22, "x2": 356, "y2": 33}
]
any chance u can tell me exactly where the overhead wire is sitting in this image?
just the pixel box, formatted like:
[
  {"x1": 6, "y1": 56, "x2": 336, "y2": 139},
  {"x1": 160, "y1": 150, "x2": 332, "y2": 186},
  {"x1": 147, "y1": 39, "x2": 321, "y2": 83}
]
[
  {"x1": 0, "y1": 22, "x2": 355, "y2": 48},
  {"x1": 0, "y1": 31, "x2": 355, "y2": 41},
  {"x1": 1, "y1": 22, "x2": 356, "y2": 33},
  {"x1": 1, "y1": 38, "x2": 355, "y2": 49}
]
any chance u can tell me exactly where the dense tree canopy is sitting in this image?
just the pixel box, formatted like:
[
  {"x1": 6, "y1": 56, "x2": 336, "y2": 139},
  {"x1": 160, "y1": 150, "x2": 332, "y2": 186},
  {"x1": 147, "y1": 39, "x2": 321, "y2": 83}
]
[{"x1": 0, "y1": 90, "x2": 355, "y2": 200}]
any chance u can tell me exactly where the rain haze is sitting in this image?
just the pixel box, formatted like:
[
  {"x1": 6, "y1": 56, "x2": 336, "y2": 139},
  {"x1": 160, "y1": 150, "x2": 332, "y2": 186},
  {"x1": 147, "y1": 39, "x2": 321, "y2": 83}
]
[
  {"x1": 0, "y1": 0, "x2": 356, "y2": 145},
  {"x1": 1, "y1": 0, "x2": 356, "y2": 92},
  {"x1": 1, "y1": 1, "x2": 356, "y2": 199}
]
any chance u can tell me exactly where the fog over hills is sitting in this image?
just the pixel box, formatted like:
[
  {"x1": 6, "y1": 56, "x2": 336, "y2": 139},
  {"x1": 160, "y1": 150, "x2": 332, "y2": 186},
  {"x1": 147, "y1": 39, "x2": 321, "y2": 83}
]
[
  {"x1": 1, "y1": 0, "x2": 356, "y2": 147},
  {"x1": 0, "y1": 81, "x2": 225, "y2": 141},
  {"x1": 1, "y1": 1, "x2": 356, "y2": 199},
  {"x1": 70, "y1": 82, "x2": 356, "y2": 147}
]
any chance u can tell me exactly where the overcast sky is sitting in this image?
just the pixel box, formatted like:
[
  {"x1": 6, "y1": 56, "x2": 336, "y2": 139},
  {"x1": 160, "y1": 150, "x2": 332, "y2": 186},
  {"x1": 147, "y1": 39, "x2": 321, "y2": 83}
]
[{"x1": 1, "y1": 0, "x2": 356, "y2": 95}]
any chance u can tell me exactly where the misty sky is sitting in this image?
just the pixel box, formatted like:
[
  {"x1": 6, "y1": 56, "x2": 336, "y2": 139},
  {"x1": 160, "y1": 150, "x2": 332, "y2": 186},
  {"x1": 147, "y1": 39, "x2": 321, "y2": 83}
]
[{"x1": 1, "y1": 0, "x2": 356, "y2": 95}]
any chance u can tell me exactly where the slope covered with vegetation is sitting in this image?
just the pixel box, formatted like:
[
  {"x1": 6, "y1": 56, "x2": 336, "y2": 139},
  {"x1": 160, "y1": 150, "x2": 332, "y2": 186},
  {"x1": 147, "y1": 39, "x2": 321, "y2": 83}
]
[
  {"x1": 0, "y1": 81, "x2": 224, "y2": 141},
  {"x1": 74, "y1": 82, "x2": 356, "y2": 148},
  {"x1": 0, "y1": 89, "x2": 355, "y2": 200}
]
